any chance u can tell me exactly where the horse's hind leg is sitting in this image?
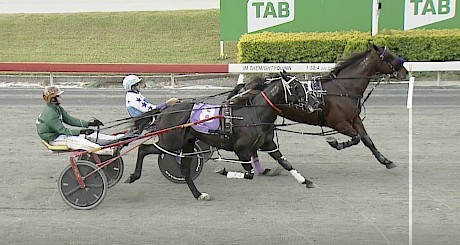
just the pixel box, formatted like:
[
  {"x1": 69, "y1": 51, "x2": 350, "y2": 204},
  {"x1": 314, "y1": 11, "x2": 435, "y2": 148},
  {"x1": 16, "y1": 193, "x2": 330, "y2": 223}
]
[
  {"x1": 326, "y1": 121, "x2": 361, "y2": 150},
  {"x1": 124, "y1": 144, "x2": 157, "y2": 183},
  {"x1": 215, "y1": 156, "x2": 255, "y2": 179},
  {"x1": 181, "y1": 140, "x2": 211, "y2": 200},
  {"x1": 252, "y1": 152, "x2": 282, "y2": 176},
  {"x1": 266, "y1": 148, "x2": 315, "y2": 189}
]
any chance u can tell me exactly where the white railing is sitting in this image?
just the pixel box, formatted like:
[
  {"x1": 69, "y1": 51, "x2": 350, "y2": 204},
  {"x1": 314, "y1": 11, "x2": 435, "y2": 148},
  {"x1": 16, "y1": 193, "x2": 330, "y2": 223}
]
[
  {"x1": 229, "y1": 61, "x2": 460, "y2": 73},
  {"x1": 229, "y1": 62, "x2": 460, "y2": 86},
  {"x1": 1, "y1": 62, "x2": 459, "y2": 86}
]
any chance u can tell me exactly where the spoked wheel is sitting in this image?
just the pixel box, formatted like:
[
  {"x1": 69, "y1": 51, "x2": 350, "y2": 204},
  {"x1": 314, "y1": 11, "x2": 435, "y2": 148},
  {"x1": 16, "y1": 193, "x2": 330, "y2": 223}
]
[
  {"x1": 195, "y1": 140, "x2": 214, "y2": 162},
  {"x1": 79, "y1": 153, "x2": 124, "y2": 188},
  {"x1": 158, "y1": 141, "x2": 210, "y2": 184},
  {"x1": 58, "y1": 160, "x2": 108, "y2": 210}
]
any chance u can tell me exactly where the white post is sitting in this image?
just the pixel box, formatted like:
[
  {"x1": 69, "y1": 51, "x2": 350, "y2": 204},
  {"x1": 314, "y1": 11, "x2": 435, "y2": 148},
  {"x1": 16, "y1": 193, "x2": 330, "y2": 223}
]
[
  {"x1": 372, "y1": 0, "x2": 380, "y2": 36},
  {"x1": 220, "y1": 41, "x2": 225, "y2": 59},
  {"x1": 49, "y1": 72, "x2": 54, "y2": 86},
  {"x1": 407, "y1": 76, "x2": 415, "y2": 245},
  {"x1": 170, "y1": 73, "x2": 175, "y2": 87},
  {"x1": 407, "y1": 76, "x2": 414, "y2": 109},
  {"x1": 437, "y1": 72, "x2": 441, "y2": 86},
  {"x1": 237, "y1": 74, "x2": 244, "y2": 85}
]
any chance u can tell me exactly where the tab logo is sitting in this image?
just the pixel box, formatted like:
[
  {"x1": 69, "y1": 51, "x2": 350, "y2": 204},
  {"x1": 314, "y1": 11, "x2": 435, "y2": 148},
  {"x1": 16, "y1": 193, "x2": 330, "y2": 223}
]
[
  {"x1": 247, "y1": 0, "x2": 295, "y2": 33},
  {"x1": 404, "y1": 0, "x2": 456, "y2": 30}
]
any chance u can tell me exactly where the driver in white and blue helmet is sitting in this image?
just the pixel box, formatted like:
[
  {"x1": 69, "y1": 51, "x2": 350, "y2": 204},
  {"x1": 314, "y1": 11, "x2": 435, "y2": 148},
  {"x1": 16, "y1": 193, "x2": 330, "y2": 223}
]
[{"x1": 123, "y1": 74, "x2": 179, "y2": 119}]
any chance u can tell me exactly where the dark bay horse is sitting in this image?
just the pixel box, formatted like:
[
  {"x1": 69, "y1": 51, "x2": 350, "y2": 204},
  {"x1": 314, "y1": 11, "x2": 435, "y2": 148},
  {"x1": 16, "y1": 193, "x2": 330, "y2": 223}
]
[
  {"x1": 125, "y1": 72, "x2": 315, "y2": 201},
  {"x1": 277, "y1": 44, "x2": 408, "y2": 169}
]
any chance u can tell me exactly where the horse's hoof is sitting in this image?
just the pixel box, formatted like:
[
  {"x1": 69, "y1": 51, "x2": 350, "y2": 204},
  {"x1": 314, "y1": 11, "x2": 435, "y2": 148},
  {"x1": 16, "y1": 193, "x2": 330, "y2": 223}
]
[
  {"x1": 261, "y1": 166, "x2": 284, "y2": 176},
  {"x1": 124, "y1": 175, "x2": 138, "y2": 183},
  {"x1": 244, "y1": 171, "x2": 254, "y2": 179},
  {"x1": 326, "y1": 137, "x2": 338, "y2": 148},
  {"x1": 326, "y1": 136, "x2": 336, "y2": 143},
  {"x1": 214, "y1": 167, "x2": 227, "y2": 175},
  {"x1": 197, "y1": 193, "x2": 212, "y2": 201},
  {"x1": 386, "y1": 162, "x2": 397, "y2": 169},
  {"x1": 305, "y1": 181, "x2": 316, "y2": 188}
]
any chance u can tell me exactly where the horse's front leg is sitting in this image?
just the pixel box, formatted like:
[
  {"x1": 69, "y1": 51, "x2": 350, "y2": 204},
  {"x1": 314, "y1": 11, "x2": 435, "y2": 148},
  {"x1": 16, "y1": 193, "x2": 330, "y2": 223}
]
[
  {"x1": 353, "y1": 118, "x2": 396, "y2": 169},
  {"x1": 181, "y1": 140, "x2": 211, "y2": 201},
  {"x1": 124, "y1": 144, "x2": 157, "y2": 183},
  {"x1": 267, "y1": 149, "x2": 315, "y2": 189},
  {"x1": 361, "y1": 134, "x2": 395, "y2": 169}
]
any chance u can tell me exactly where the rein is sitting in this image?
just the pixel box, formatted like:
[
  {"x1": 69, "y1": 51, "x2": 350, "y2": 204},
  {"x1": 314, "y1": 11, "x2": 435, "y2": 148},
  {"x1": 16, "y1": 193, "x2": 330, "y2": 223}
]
[
  {"x1": 274, "y1": 121, "x2": 354, "y2": 136},
  {"x1": 261, "y1": 91, "x2": 282, "y2": 114},
  {"x1": 275, "y1": 126, "x2": 338, "y2": 136},
  {"x1": 103, "y1": 89, "x2": 237, "y2": 129},
  {"x1": 180, "y1": 89, "x2": 234, "y2": 103}
]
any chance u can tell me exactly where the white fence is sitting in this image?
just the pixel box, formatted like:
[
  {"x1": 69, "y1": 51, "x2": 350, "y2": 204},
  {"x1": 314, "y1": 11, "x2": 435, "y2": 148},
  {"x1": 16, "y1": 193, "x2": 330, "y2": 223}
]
[
  {"x1": 1, "y1": 62, "x2": 459, "y2": 86},
  {"x1": 229, "y1": 61, "x2": 460, "y2": 73},
  {"x1": 229, "y1": 62, "x2": 460, "y2": 86}
]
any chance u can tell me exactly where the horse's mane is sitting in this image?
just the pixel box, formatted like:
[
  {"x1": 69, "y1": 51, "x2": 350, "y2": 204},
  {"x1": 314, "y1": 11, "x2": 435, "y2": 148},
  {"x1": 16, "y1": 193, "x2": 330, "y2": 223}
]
[
  {"x1": 329, "y1": 49, "x2": 371, "y2": 77},
  {"x1": 226, "y1": 75, "x2": 269, "y2": 106},
  {"x1": 244, "y1": 76, "x2": 267, "y2": 90}
]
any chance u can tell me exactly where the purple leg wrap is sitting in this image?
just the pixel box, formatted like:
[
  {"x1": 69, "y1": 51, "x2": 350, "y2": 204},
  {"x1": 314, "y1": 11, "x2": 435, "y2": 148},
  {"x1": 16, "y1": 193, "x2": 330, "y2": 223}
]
[{"x1": 251, "y1": 155, "x2": 265, "y2": 174}]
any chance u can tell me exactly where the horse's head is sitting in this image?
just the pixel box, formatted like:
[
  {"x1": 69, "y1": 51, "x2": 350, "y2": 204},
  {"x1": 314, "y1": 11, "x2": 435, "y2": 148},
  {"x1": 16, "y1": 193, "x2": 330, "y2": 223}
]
[
  {"x1": 371, "y1": 44, "x2": 408, "y2": 80},
  {"x1": 277, "y1": 71, "x2": 306, "y2": 105}
]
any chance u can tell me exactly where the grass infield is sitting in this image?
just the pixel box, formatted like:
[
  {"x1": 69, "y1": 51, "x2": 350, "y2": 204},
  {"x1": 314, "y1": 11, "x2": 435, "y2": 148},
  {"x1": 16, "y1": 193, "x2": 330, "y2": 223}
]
[
  {"x1": 0, "y1": 10, "x2": 238, "y2": 64},
  {"x1": 1, "y1": 11, "x2": 458, "y2": 81}
]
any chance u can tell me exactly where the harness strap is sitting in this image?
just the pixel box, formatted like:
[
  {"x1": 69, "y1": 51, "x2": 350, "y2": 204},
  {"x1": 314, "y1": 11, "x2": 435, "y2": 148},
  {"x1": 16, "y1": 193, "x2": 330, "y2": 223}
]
[
  {"x1": 261, "y1": 91, "x2": 282, "y2": 114},
  {"x1": 362, "y1": 79, "x2": 381, "y2": 104}
]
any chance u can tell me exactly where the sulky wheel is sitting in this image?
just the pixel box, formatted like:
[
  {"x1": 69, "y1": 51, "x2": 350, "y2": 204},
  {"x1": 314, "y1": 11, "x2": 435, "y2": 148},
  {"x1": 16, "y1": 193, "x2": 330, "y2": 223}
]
[
  {"x1": 195, "y1": 140, "x2": 214, "y2": 163},
  {"x1": 79, "y1": 153, "x2": 124, "y2": 188},
  {"x1": 157, "y1": 141, "x2": 206, "y2": 184},
  {"x1": 58, "y1": 160, "x2": 108, "y2": 210}
]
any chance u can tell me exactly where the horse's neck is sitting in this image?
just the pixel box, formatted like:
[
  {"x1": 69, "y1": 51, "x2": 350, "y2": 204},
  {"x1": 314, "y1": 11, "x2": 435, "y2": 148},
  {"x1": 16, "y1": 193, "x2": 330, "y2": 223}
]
[
  {"x1": 334, "y1": 56, "x2": 379, "y2": 95},
  {"x1": 253, "y1": 81, "x2": 284, "y2": 122}
]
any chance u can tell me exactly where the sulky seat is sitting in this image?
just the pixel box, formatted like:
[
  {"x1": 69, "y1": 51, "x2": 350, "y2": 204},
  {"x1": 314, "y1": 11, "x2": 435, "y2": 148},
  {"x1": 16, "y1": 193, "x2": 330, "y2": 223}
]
[{"x1": 41, "y1": 140, "x2": 70, "y2": 152}]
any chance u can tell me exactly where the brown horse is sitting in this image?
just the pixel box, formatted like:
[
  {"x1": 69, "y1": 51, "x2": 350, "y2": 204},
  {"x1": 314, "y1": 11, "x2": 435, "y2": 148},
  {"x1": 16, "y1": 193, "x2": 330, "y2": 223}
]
[
  {"x1": 236, "y1": 44, "x2": 407, "y2": 169},
  {"x1": 277, "y1": 44, "x2": 408, "y2": 169}
]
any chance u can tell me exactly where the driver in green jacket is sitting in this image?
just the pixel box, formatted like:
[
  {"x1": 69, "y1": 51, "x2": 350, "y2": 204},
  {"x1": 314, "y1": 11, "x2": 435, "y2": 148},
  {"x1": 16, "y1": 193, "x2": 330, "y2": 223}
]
[{"x1": 36, "y1": 86, "x2": 123, "y2": 155}]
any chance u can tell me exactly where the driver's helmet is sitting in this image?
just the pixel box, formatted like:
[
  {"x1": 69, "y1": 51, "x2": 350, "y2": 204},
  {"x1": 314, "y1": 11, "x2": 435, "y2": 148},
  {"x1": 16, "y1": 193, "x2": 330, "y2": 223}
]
[
  {"x1": 43, "y1": 86, "x2": 64, "y2": 103},
  {"x1": 123, "y1": 74, "x2": 142, "y2": 91}
]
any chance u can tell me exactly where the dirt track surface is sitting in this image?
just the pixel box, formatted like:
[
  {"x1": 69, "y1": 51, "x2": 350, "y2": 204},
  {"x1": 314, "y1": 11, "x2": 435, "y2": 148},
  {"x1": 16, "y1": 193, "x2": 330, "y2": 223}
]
[{"x1": 0, "y1": 84, "x2": 459, "y2": 245}]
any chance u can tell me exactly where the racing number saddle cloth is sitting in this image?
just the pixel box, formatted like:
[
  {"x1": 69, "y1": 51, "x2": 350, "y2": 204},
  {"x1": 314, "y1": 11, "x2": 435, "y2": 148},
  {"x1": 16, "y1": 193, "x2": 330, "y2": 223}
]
[{"x1": 190, "y1": 102, "x2": 233, "y2": 135}]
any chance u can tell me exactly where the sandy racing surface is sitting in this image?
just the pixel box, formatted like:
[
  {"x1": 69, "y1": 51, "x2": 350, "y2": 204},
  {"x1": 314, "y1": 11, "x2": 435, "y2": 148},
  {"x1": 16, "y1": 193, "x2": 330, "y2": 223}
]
[
  {"x1": 2, "y1": 1, "x2": 459, "y2": 244},
  {"x1": 0, "y1": 84, "x2": 458, "y2": 244}
]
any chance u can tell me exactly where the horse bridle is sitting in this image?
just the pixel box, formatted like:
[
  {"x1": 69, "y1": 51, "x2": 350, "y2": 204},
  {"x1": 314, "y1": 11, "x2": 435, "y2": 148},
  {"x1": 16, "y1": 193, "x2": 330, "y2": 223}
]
[
  {"x1": 378, "y1": 46, "x2": 405, "y2": 76},
  {"x1": 261, "y1": 75, "x2": 304, "y2": 113}
]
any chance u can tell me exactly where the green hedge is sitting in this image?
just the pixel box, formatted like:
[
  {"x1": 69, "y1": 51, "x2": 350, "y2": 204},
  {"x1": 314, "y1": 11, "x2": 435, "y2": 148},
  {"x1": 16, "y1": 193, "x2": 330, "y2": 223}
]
[{"x1": 237, "y1": 29, "x2": 460, "y2": 63}]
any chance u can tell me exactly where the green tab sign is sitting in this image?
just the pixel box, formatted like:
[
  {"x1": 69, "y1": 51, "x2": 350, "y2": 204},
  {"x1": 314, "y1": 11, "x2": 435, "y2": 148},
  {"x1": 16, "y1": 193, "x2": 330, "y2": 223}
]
[
  {"x1": 220, "y1": 0, "x2": 371, "y2": 41},
  {"x1": 221, "y1": 0, "x2": 460, "y2": 41}
]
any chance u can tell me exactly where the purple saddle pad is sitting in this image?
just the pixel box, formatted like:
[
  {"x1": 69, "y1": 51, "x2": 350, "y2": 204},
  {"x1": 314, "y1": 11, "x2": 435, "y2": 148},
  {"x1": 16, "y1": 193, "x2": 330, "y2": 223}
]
[{"x1": 190, "y1": 103, "x2": 221, "y2": 134}]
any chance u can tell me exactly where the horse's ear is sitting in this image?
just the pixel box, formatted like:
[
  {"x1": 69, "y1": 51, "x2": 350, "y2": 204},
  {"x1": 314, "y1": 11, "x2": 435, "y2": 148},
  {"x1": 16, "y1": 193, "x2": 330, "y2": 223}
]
[
  {"x1": 280, "y1": 70, "x2": 288, "y2": 81},
  {"x1": 367, "y1": 42, "x2": 378, "y2": 51},
  {"x1": 371, "y1": 43, "x2": 379, "y2": 51}
]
